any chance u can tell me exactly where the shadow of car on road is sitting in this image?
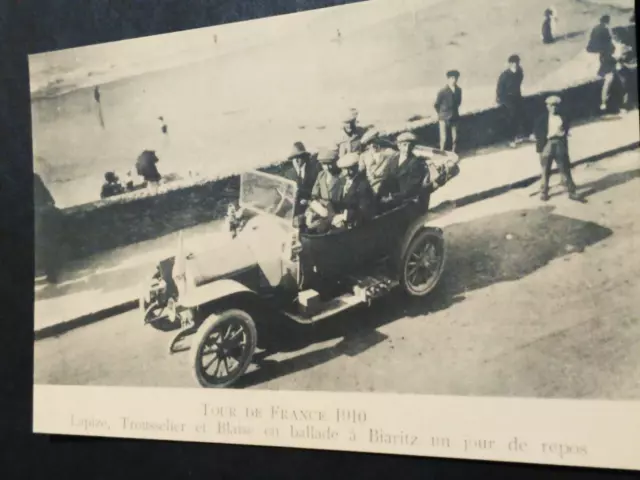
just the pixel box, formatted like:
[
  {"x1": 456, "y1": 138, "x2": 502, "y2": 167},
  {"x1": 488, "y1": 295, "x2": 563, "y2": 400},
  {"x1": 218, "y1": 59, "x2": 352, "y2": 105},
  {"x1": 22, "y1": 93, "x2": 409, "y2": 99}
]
[{"x1": 238, "y1": 205, "x2": 613, "y2": 389}]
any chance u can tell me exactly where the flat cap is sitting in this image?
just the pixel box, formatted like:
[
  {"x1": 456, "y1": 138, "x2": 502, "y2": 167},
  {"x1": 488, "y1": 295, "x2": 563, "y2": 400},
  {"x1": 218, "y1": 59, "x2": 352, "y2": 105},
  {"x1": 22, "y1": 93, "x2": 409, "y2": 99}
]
[
  {"x1": 446, "y1": 69, "x2": 460, "y2": 78},
  {"x1": 337, "y1": 152, "x2": 361, "y2": 169},
  {"x1": 343, "y1": 107, "x2": 358, "y2": 123},
  {"x1": 545, "y1": 95, "x2": 562, "y2": 105},
  {"x1": 360, "y1": 128, "x2": 381, "y2": 146},
  {"x1": 396, "y1": 131, "x2": 417, "y2": 143},
  {"x1": 508, "y1": 54, "x2": 521, "y2": 64},
  {"x1": 317, "y1": 147, "x2": 339, "y2": 163}
]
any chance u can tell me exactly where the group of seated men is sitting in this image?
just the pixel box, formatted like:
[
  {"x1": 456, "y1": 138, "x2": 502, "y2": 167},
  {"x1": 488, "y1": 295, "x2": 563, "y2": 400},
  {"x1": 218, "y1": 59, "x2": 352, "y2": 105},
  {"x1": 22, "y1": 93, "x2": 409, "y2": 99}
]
[{"x1": 284, "y1": 111, "x2": 430, "y2": 234}]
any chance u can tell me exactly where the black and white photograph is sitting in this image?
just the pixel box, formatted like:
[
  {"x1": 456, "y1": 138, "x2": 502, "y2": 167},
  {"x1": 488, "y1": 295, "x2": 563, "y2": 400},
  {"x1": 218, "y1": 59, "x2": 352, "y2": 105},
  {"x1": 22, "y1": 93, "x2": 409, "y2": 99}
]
[{"x1": 31, "y1": 0, "x2": 639, "y2": 407}]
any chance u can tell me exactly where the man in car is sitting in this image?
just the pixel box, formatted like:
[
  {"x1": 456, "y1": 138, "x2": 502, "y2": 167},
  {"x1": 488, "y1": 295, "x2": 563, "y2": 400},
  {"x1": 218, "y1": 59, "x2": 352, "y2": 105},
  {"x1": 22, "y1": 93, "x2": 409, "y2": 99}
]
[
  {"x1": 283, "y1": 141, "x2": 321, "y2": 216},
  {"x1": 358, "y1": 128, "x2": 399, "y2": 201},
  {"x1": 305, "y1": 147, "x2": 344, "y2": 233},
  {"x1": 382, "y1": 132, "x2": 428, "y2": 208},
  {"x1": 337, "y1": 108, "x2": 367, "y2": 157},
  {"x1": 332, "y1": 152, "x2": 375, "y2": 230}
]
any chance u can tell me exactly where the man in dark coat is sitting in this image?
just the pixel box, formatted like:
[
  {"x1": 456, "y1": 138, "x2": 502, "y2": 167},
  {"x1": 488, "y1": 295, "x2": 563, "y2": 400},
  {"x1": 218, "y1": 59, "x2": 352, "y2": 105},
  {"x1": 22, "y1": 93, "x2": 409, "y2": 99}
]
[
  {"x1": 497, "y1": 54, "x2": 527, "y2": 147},
  {"x1": 532, "y1": 95, "x2": 579, "y2": 202},
  {"x1": 135, "y1": 150, "x2": 162, "y2": 185},
  {"x1": 333, "y1": 152, "x2": 375, "y2": 229},
  {"x1": 383, "y1": 132, "x2": 429, "y2": 212},
  {"x1": 541, "y1": 8, "x2": 555, "y2": 44},
  {"x1": 34, "y1": 172, "x2": 62, "y2": 283},
  {"x1": 283, "y1": 142, "x2": 321, "y2": 216},
  {"x1": 587, "y1": 15, "x2": 617, "y2": 110},
  {"x1": 434, "y1": 70, "x2": 462, "y2": 152}
]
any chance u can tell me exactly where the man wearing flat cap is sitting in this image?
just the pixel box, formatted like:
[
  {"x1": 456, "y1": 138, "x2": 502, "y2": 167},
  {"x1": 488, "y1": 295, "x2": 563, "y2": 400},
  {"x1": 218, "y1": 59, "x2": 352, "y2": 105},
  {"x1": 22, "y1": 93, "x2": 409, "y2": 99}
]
[
  {"x1": 434, "y1": 70, "x2": 462, "y2": 152},
  {"x1": 283, "y1": 141, "x2": 321, "y2": 216},
  {"x1": 306, "y1": 147, "x2": 344, "y2": 233},
  {"x1": 337, "y1": 107, "x2": 368, "y2": 157},
  {"x1": 496, "y1": 54, "x2": 527, "y2": 147},
  {"x1": 533, "y1": 95, "x2": 580, "y2": 202},
  {"x1": 332, "y1": 152, "x2": 375, "y2": 230},
  {"x1": 358, "y1": 128, "x2": 399, "y2": 199},
  {"x1": 384, "y1": 132, "x2": 429, "y2": 208}
]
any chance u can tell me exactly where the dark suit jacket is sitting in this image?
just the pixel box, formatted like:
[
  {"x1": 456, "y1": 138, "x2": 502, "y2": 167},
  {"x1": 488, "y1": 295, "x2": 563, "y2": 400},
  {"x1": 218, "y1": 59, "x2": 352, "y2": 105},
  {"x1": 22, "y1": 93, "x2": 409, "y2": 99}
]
[
  {"x1": 283, "y1": 155, "x2": 321, "y2": 214},
  {"x1": 533, "y1": 112, "x2": 570, "y2": 153},
  {"x1": 434, "y1": 85, "x2": 462, "y2": 121},
  {"x1": 311, "y1": 169, "x2": 343, "y2": 204},
  {"x1": 496, "y1": 68, "x2": 524, "y2": 106},
  {"x1": 336, "y1": 172, "x2": 375, "y2": 226}
]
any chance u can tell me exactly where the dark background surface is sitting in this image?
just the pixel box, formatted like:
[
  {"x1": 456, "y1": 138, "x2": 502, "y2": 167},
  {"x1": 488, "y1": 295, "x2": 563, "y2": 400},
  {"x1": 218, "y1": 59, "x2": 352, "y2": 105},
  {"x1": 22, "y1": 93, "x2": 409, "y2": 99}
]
[{"x1": 0, "y1": 1, "x2": 638, "y2": 478}]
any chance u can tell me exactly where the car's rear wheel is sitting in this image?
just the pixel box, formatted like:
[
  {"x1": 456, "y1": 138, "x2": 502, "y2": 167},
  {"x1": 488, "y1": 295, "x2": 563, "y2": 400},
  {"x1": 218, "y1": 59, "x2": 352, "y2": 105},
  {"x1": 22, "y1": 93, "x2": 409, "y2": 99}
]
[
  {"x1": 400, "y1": 227, "x2": 446, "y2": 297},
  {"x1": 190, "y1": 309, "x2": 257, "y2": 388}
]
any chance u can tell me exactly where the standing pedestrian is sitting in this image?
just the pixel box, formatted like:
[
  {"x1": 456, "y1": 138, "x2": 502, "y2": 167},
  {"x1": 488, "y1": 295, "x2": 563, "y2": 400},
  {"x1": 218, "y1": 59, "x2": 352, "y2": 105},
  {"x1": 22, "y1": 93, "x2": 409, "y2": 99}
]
[
  {"x1": 337, "y1": 108, "x2": 367, "y2": 157},
  {"x1": 586, "y1": 15, "x2": 617, "y2": 111},
  {"x1": 94, "y1": 86, "x2": 105, "y2": 128},
  {"x1": 532, "y1": 95, "x2": 580, "y2": 202},
  {"x1": 135, "y1": 150, "x2": 162, "y2": 192},
  {"x1": 434, "y1": 70, "x2": 462, "y2": 152},
  {"x1": 541, "y1": 8, "x2": 555, "y2": 44},
  {"x1": 496, "y1": 54, "x2": 527, "y2": 147}
]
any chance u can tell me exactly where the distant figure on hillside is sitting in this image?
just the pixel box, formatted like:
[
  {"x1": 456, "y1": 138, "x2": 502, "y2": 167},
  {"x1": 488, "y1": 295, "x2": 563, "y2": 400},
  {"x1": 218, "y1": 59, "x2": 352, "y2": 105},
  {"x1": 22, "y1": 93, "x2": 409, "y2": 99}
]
[
  {"x1": 158, "y1": 116, "x2": 168, "y2": 135},
  {"x1": 135, "y1": 150, "x2": 162, "y2": 191},
  {"x1": 541, "y1": 8, "x2": 556, "y2": 44},
  {"x1": 434, "y1": 70, "x2": 462, "y2": 152},
  {"x1": 533, "y1": 95, "x2": 580, "y2": 202},
  {"x1": 496, "y1": 54, "x2": 527, "y2": 148},
  {"x1": 100, "y1": 171, "x2": 125, "y2": 199},
  {"x1": 94, "y1": 86, "x2": 105, "y2": 128}
]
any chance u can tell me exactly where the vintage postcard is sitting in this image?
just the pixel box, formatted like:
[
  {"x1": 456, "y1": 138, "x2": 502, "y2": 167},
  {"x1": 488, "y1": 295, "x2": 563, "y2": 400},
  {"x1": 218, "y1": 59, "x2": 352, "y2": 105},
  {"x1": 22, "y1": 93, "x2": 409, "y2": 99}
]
[{"x1": 31, "y1": 0, "x2": 640, "y2": 470}]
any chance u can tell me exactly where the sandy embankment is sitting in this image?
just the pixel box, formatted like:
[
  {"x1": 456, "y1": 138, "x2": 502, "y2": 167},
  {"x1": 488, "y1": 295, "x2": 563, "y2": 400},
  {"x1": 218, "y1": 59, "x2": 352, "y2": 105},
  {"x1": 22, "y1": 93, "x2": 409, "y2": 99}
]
[{"x1": 30, "y1": 0, "x2": 635, "y2": 208}]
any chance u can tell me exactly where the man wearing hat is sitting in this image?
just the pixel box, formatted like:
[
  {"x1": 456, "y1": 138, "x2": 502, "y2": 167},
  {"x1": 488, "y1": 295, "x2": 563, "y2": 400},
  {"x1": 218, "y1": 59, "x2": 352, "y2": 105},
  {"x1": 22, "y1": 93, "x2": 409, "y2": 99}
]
[
  {"x1": 533, "y1": 95, "x2": 579, "y2": 202},
  {"x1": 358, "y1": 128, "x2": 399, "y2": 199},
  {"x1": 434, "y1": 70, "x2": 463, "y2": 152},
  {"x1": 496, "y1": 54, "x2": 528, "y2": 148},
  {"x1": 283, "y1": 141, "x2": 321, "y2": 216},
  {"x1": 332, "y1": 152, "x2": 375, "y2": 230},
  {"x1": 337, "y1": 108, "x2": 368, "y2": 157},
  {"x1": 385, "y1": 132, "x2": 428, "y2": 207},
  {"x1": 305, "y1": 147, "x2": 344, "y2": 233}
]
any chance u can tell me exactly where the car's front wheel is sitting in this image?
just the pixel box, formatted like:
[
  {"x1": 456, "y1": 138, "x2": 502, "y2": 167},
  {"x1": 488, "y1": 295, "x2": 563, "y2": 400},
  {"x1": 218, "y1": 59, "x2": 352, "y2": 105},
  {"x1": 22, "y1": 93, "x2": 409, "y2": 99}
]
[
  {"x1": 400, "y1": 227, "x2": 446, "y2": 297},
  {"x1": 190, "y1": 309, "x2": 257, "y2": 388}
]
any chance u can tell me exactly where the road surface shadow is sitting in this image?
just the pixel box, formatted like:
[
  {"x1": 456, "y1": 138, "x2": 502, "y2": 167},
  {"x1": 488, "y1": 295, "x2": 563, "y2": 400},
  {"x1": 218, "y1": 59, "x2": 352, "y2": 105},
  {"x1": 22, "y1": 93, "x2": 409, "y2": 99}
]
[
  {"x1": 553, "y1": 30, "x2": 586, "y2": 42},
  {"x1": 242, "y1": 206, "x2": 613, "y2": 388},
  {"x1": 575, "y1": 167, "x2": 640, "y2": 200}
]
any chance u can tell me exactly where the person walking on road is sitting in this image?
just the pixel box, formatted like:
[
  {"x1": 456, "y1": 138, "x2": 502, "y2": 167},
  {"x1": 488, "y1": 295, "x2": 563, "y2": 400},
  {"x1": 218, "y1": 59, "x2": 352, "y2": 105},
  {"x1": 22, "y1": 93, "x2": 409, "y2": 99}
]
[
  {"x1": 434, "y1": 70, "x2": 462, "y2": 152},
  {"x1": 496, "y1": 54, "x2": 527, "y2": 148},
  {"x1": 541, "y1": 8, "x2": 556, "y2": 44},
  {"x1": 533, "y1": 95, "x2": 580, "y2": 202}
]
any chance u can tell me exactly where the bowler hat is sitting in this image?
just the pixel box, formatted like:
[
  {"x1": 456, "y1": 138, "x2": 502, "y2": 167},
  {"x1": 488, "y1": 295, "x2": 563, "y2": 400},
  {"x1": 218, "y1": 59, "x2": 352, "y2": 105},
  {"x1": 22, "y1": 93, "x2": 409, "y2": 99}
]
[
  {"x1": 545, "y1": 95, "x2": 562, "y2": 105},
  {"x1": 337, "y1": 152, "x2": 360, "y2": 169},
  {"x1": 317, "y1": 147, "x2": 339, "y2": 164},
  {"x1": 396, "y1": 132, "x2": 417, "y2": 143},
  {"x1": 288, "y1": 142, "x2": 307, "y2": 160}
]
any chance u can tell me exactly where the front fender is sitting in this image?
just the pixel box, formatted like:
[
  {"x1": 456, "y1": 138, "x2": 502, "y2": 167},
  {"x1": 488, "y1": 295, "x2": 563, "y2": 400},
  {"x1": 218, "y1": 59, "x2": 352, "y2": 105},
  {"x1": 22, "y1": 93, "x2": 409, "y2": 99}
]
[{"x1": 179, "y1": 278, "x2": 255, "y2": 309}]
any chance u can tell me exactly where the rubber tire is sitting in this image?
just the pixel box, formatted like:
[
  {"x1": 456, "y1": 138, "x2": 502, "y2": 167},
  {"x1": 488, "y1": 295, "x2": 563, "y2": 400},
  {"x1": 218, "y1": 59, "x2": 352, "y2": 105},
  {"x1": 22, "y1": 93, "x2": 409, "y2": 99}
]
[
  {"x1": 400, "y1": 227, "x2": 446, "y2": 297},
  {"x1": 190, "y1": 309, "x2": 258, "y2": 388}
]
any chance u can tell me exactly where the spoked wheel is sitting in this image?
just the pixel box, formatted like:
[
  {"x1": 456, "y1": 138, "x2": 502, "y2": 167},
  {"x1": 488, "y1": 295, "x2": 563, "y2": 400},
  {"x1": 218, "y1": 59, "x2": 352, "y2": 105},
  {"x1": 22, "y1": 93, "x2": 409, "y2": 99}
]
[
  {"x1": 400, "y1": 228, "x2": 446, "y2": 297},
  {"x1": 189, "y1": 309, "x2": 257, "y2": 388}
]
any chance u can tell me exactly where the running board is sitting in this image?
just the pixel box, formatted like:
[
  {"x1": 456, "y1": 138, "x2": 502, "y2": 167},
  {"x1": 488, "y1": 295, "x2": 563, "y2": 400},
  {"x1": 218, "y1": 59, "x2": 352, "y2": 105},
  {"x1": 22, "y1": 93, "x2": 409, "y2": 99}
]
[{"x1": 284, "y1": 275, "x2": 399, "y2": 324}]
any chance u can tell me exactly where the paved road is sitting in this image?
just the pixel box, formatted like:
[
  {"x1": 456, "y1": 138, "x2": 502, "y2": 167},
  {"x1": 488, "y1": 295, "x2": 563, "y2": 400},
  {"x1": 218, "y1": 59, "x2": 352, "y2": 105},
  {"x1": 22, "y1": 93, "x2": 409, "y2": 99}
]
[{"x1": 34, "y1": 149, "x2": 640, "y2": 399}]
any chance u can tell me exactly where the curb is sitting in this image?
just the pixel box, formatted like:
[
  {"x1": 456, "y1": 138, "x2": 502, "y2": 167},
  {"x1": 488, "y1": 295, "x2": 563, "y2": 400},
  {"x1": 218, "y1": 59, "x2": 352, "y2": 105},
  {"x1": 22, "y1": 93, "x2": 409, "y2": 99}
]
[{"x1": 33, "y1": 141, "x2": 640, "y2": 342}]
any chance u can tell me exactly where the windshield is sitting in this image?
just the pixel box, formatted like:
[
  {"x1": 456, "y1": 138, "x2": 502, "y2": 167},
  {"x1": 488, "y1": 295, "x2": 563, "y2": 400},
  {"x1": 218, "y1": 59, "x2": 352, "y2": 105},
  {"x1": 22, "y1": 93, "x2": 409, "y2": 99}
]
[{"x1": 239, "y1": 171, "x2": 298, "y2": 223}]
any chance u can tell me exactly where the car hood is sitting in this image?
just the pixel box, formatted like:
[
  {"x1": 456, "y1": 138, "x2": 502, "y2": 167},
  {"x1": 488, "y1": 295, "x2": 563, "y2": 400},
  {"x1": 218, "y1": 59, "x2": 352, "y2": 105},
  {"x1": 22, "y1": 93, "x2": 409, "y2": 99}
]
[{"x1": 181, "y1": 238, "x2": 258, "y2": 288}]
